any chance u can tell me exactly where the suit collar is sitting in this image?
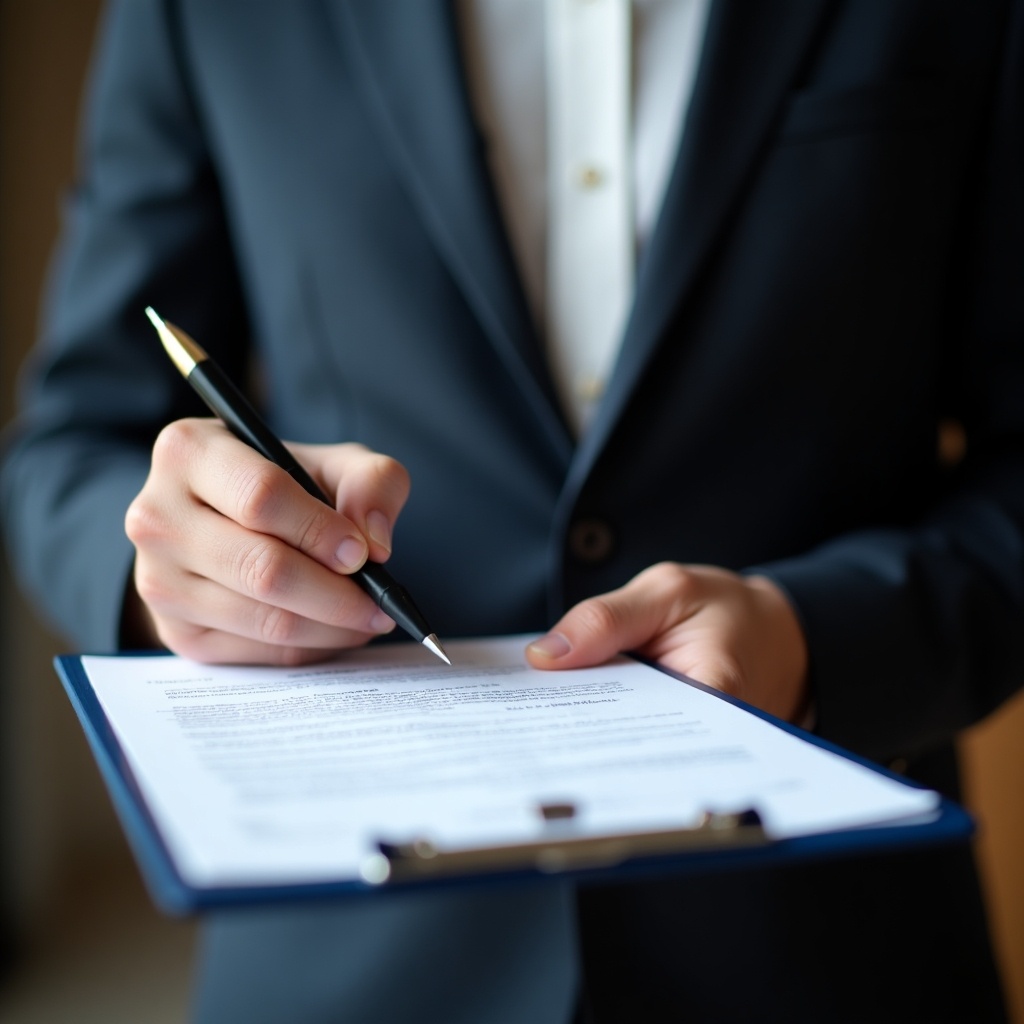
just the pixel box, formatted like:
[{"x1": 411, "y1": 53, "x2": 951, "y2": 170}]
[{"x1": 331, "y1": 0, "x2": 574, "y2": 464}]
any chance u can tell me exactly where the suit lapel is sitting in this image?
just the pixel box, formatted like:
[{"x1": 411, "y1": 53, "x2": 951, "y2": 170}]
[
  {"x1": 330, "y1": 1, "x2": 835, "y2": 480},
  {"x1": 331, "y1": 0, "x2": 574, "y2": 463},
  {"x1": 575, "y1": 0, "x2": 836, "y2": 477}
]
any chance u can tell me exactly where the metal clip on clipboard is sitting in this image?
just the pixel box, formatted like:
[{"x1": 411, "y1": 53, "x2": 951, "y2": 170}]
[{"x1": 360, "y1": 805, "x2": 767, "y2": 886}]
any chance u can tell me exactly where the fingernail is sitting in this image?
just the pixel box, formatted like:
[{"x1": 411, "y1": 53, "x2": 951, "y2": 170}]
[
  {"x1": 366, "y1": 510, "x2": 392, "y2": 555},
  {"x1": 528, "y1": 632, "x2": 572, "y2": 660},
  {"x1": 336, "y1": 536, "x2": 367, "y2": 571},
  {"x1": 370, "y1": 610, "x2": 395, "y2": 633}
]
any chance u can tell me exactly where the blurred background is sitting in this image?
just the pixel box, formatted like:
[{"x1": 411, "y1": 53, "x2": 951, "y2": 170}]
[
  {"x1": 0, "y1": 3, "x2": 195, "y2": 1021},
  {"x1": 1, "y1": 3, "x2": 1022, "y2": 1022}
]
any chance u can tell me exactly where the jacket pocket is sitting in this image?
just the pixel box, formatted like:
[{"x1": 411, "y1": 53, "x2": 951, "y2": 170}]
[{"x1": 777, "y1": 79, "x2": 946, "y2": 143}]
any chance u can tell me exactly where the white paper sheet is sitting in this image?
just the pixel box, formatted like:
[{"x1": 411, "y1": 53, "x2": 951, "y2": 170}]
[{"x1": 80, "y1": 636, "x2": 938, "y2": 887}]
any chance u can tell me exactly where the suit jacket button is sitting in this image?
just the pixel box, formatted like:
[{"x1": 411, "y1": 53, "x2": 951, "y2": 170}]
[{"x1": 568, "y1": 519, "x2": 615, "y2": 565}]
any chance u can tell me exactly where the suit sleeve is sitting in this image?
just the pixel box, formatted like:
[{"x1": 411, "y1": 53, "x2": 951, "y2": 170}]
[
  {"x1": 757, "y1": 5, "x2": 1024, "y2": 761},
  {"x1": 0, "y1": 0, "x2": 248, "y2": 649}
]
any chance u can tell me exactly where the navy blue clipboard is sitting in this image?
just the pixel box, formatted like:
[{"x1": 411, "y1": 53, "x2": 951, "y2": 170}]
[{"x1": 55, "y1": 652, "x2": 974, "y2": 917}]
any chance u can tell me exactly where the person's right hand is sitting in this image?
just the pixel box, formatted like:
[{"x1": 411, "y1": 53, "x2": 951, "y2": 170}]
[{"x1": 123, "y1": 418, "x2": 410, "y2": 665}]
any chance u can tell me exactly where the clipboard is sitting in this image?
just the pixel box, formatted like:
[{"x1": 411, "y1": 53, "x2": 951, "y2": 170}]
[{"x1": 54, "y1": 648, "x2": 974, "y2": 916}]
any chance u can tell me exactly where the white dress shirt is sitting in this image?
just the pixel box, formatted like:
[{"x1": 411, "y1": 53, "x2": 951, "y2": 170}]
[{"x1": 459, "y1": 0, "x2": 711, "y2": 434}]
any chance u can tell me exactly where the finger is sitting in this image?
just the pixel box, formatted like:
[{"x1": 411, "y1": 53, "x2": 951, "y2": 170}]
[
  {"x1": 527, "y1": 563, "x2": 696, "y2": 670},
  {"x1": 133, "y1": 499, "x2": 394, "y2": 635},
  {"x1": 136, "y1": 561, "x2": 394, "y2": 656},
  {"x1": 155, "y1": 615, "x2": 373, "y2": 667},
  {"x1": 136, "y1": 553, "x2": 394, "y2": 663},
  {"x1": 152, "y1": 419, "x2": 371, "y2": 575},
  {"x1": 293, "y1": 442, "x2": 411, "y2": 563}
]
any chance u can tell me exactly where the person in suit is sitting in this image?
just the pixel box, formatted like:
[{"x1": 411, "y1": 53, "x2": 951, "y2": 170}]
[{"x1": 3, "y1": 1, "x2": 1022, "y2": 1021}]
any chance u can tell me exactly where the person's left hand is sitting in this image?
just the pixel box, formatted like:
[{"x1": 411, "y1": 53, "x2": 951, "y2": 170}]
[{"x1": 525, "y1": 563, "x2": 810, "y2": 724}]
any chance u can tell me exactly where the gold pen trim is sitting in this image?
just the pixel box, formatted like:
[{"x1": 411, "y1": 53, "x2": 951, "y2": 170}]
[{"x1": 144, "y1": 306, "x2": 207, "y2": 378}]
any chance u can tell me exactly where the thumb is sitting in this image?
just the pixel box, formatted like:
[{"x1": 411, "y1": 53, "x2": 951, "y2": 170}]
[
  {"x1": 526, "y1": 579, "x2": 671, "y2": 671},
  {"x1": 290, "y1": 442, "x2": 411, "y2": 563}
]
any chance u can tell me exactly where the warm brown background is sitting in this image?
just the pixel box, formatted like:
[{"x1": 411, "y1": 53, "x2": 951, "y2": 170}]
[{"x1": 1, "y1": 2, "x2": 1021, "y2": 1021}]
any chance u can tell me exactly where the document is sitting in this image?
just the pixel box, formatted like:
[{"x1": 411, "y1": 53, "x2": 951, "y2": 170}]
[{"x1": 76, "y1": 636, "x2": 938, "y2": 890}]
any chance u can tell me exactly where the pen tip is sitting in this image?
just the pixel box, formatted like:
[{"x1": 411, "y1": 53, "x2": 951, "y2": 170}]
[{"x1": 422, "y1": 634, "x2": 451, "y2": 665}]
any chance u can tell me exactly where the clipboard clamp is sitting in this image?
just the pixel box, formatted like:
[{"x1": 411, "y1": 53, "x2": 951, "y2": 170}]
[{"x1": 360, "y1": 808, "x2": 766, "y2": 886}]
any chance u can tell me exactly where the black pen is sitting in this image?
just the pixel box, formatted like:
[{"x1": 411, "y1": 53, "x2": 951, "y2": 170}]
[{"x1": 144, "y1": 306, "x2": 450, "y2": 664}]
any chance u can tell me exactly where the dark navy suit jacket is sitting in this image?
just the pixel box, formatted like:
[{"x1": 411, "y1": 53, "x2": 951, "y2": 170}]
[{"x1": 3, "y1": 1, "x2": 1022, "y2": 1021}]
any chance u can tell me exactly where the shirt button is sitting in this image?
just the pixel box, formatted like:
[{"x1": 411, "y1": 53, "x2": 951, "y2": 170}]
[
  {"x1": 575, "y1": 165, "x2": 604, "y2": 189},
  {"x1": 576, "y1": 375, "x2": 605, "y2": 404},
  {"x1": 568, "y1": 518, "x2": 616, "y2": 565}
]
